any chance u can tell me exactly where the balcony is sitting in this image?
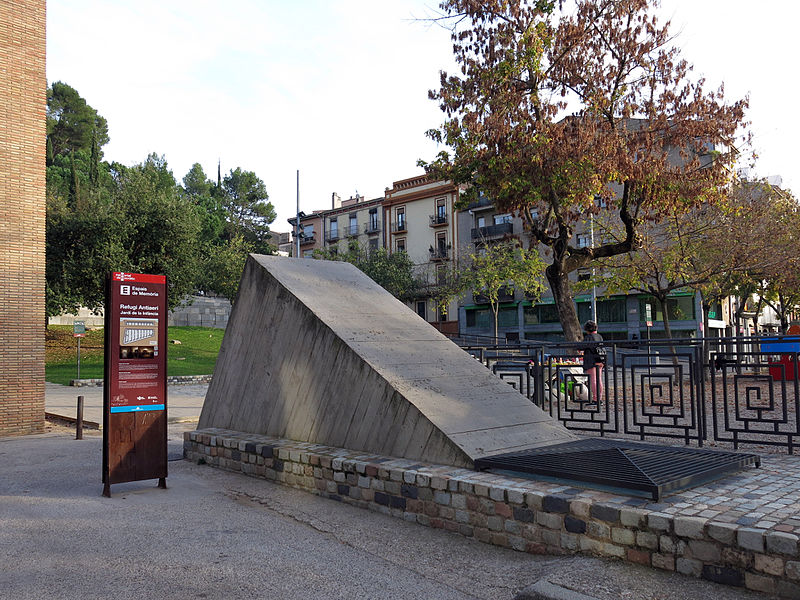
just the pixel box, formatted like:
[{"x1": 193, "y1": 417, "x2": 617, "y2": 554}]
[
  {"x1": 298, "y1": 233, "x2": 316, "y2": 246},
  {"x1": 364, "y1": 222, "x2": 380, "y2": 235},
  {"x1": 471, "y1": 222, "x2": 513, "y2": 240},
  {"x1": 429, "y1": 246, "x2": 450, "y2": 262},
  {"x1": 429, "y1": 213, "x2": 448, "y2": 227},
  {"x1": 344, "y1": 224, "x2": 359, "y2": 237},
  {"x1": 391, "y1": 220, "x2": 408, "y2": 234},
  {"x1": 325, "y1": 230, "x2": 340, "y2": 243},
  {"x1": 465, "y1": 194, "x2": 493, "y2": 212}
]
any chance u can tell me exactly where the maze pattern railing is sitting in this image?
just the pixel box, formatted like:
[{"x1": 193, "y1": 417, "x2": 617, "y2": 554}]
[{"x1": 466, "y1": 338, "x2": 800, "y2": 454}]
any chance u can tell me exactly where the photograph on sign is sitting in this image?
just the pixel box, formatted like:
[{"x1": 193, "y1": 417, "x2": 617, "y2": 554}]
[{"x1": 119, "y1": 317, "x2": 159, "y2": 358}]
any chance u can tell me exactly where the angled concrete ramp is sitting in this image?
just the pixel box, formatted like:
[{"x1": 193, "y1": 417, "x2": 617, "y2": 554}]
[{"x1": 199, "y1": 255, "x2": 575, "y2": 468}]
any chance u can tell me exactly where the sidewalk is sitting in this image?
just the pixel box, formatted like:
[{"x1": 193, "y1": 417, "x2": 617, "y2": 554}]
[
  {"x1": 0, "y1": 430, "x2": 773, "y2": 600},
  {"x1": 45, "y1": 381, "x2": 208, "y2": 427}
]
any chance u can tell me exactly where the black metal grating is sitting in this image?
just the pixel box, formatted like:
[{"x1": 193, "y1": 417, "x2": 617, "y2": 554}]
[{"x1": 474, "y1": 439, "x2": 760, "y2": 500}]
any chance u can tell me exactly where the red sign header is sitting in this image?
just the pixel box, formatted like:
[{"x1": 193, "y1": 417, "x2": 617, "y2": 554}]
[{"x1": 112, "y1": 272, "x2": 167, "y2": 284}]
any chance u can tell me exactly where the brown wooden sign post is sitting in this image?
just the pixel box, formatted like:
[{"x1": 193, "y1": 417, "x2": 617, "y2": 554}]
[{"x1": 103, "y1": 272, "x2": 168, "y2": 497}]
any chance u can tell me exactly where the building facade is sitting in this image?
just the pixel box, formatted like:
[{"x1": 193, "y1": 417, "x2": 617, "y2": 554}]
[
  {"x1": 456, "y1": 198, "x2": 725, "y2": 342},
  {"x1": 0, "y1": 0, "x2": 47, "y2": 435},
  {"x1": 321, "y1": 193, "x2": 384, "y2": 256},
  {"x1": 383, "y1": 175, "x2": 461, "y2": 330}
]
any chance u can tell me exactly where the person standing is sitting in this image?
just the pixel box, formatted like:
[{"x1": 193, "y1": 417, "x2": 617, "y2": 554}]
[{"x1": 582, "y1": 320, "x2": 605, "y2": 402}]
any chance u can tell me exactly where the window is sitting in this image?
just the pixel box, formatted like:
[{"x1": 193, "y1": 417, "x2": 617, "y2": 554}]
[
  {"x1": 494, "y1": 213, "x2": 512, "y2": 225},
  {"x1": 577, "y1": 269, "x2": 591, "y2": 282},
  {"x1": 302, "y1": 250, "x2": 313, "y2": 258},
  {"x1": 437, "y1": 265, "x2": 447, "y2": 286},
  {"x1": 329, "y1": 219, "x2": 338, "y2": 239},
  {"x1": 524, "y1": 304, "x2": 560, "y2": 324},
  {"x1": 368, "y1": 237, "x2": 378, "y2": 253},
  {"x1": 368, "y1": 208, "x2": 378, "y2": 231},
  {"x1": 576, "y1": 233, "x2": 590, "y2": 248},
  {"x1": 436, "y1": 232, "x2": 447, "y2": 257},
  {"x1": 577, "y1": 297, "x2": 626, "y2": 323},
  {"x1": 303, "y1": 224, "x2": 314, "y2": 237},
  {"x1": 466, "y1": 308, "x2": 490, "y2": 329},
  {"x1": 438, "y1": 305, "x2": 448, "y2": 322},
  {"x1": 396, "y1": 238, "x2": 406, "y2": 253},
  {"x1": 396, "y1": 207, "x2": 406, "y2": 231},
  {"x1": 436, "y1": 197, "x2": 447, "y2": 222},
  {"x1": 639, "y1": 296, "x2": 696, "y2": 322},
  {"x1": 349, "y1": 214, "x2": 358, "y2": 236},
  {"x1": 477, "y1": 216, "x2": 486, "y2": 228},
  {"x1": 416, "y1": 300, "x2": 427, "y2": 320},
  {"x1": 498, "y1": 307, "x2": 518, "y2": 328}
]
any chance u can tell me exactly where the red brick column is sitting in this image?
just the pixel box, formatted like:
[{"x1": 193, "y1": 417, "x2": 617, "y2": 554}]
[{"x1": 0, "y1": 0, "x2": 47, "y2": 436}]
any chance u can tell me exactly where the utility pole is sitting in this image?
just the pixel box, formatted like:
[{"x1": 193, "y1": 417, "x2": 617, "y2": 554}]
[
  {"x1": 590, "y1": 212, "x2": 597, "y2": 322},
  {"x1": 295, "y1": 169, "x2": 300, "y2": 258}
]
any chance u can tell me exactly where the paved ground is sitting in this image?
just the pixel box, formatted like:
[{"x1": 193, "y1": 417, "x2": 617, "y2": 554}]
[
  {"x1": 44, "y1": 383, "x2": 800, "y2": 538},
  {"x1": 45, "y1": 381, "x2": 208, "y2": 427},
  {"x1": 0, "y1": 426, "x2": 777, "y2": 600}
]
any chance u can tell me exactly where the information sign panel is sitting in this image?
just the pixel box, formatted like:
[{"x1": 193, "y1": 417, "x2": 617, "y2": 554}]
[
  {"x1": 73, "y1": 320, "x2": 86, "y2": 337},
  {"x1": 103, "y1": 272, "x2": 168, "y2": 496}
]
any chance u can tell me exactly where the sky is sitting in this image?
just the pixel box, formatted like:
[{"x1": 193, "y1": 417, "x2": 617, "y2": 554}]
[{"x1": 47, "y1": 1, "x2": 799, "y2": 230}]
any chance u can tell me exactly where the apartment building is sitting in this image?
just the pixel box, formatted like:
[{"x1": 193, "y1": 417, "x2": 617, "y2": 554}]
[
  {"x1": 287, "y1": 212, "x2": 324, "y2": 257},
  {"x1": 383, "y1": 175, "x2": 461, "y2": 331},
  {"x1": 456, "y1": 195, "x2": 723, "y2": 342},
  {"x1": 321, "y1": 193, "x2": 384, "y2": 255}
]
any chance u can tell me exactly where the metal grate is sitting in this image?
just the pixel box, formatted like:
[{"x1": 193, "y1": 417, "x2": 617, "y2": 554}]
[{"x1": 474, "y1": 439, "x2": 760, "y2": 500}]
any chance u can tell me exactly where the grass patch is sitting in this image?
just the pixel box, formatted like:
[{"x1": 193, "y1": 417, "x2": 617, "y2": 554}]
[{"x1": 45, "y1": 325, "x2": 224, "y2": 385}]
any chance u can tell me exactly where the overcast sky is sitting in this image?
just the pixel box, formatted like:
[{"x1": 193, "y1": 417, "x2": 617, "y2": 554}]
[{"x1": 47, "y1": 1, "x2": 798, "y2": 230}]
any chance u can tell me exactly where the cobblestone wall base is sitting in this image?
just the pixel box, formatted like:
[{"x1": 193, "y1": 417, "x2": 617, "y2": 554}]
[{"x1": 186, "y1": 428, "x2": 800, "y2": 598}]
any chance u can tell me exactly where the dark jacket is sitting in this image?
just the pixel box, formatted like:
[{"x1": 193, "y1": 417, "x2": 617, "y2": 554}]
[{"x1": 582, "y1": 331, "x2": 605, "y2": 368}]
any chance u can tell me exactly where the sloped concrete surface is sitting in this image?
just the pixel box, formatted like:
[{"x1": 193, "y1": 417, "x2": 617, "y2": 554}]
[{"x1": 199, "y1": 255, "x2": 574, "y2": 467}]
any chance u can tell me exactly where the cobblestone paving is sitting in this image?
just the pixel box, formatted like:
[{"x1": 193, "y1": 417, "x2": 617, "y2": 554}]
[{"x1": 481, "y1": 451, "x2": 800, "y2": 536}]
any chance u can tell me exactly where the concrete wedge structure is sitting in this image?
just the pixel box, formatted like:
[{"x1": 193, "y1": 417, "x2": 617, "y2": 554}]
[{"x1": 199, "y1": 255, "x2": 575, "y2": 468}]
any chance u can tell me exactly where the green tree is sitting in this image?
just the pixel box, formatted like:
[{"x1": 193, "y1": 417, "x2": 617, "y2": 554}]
[
  {"x1": 45, "y1": 191, "x2": 125, "y2": 317},
  {"x1": 421, "y1": 0, "x2": 747, "y2": 340},
  {"x1": 458, "y1": 242, "x2": 546, "y2": 339},
  {"x1": 221, "y1": 167, "x2": 276, "y2": 252},
  {"x1": 197, "y1": 234, "x2": 254, "y2": 304},
  {"x1": 46, "y1": 81, "x2": 109, "y2": 164},
  {"x1": 182, "y1": 162, "x2": 227, "y2": 250},
  {"x1": 314, "y1": 242, "x2": 418, "y2": 301},
  {"x1": 113, "y1": 155, "x2": 202, "y2": 308}
]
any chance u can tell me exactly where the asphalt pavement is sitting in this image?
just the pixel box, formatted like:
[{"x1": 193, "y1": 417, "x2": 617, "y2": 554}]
[
  {"x1": 0, "y1": 425, "x2": 778, "y2": 600},
  {"x1": 44, "y1": 381, "x2": 208, "y2": 427}
]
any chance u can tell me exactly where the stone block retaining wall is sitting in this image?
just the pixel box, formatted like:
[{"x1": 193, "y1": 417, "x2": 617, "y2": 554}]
[
  {"x1": 185, "y1": 428, "x2": 800, "y2": 598},
  {"x1": 70, "y1": 375, "x2": 212, "y2": 387}
]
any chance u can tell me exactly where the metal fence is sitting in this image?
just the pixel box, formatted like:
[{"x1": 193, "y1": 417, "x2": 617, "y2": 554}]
[{"x1": 459, "y1": 336, "x2": 800, "y2": 454}]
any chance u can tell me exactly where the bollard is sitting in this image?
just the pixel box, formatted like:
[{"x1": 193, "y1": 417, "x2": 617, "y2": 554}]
[{"x1": 76, "y1": 395, "x2": 84, "y2": 440}]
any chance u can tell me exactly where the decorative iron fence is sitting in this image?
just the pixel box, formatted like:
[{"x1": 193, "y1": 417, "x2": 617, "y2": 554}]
[{"x1": 460, "y1": 336, "x2": 800, "y2": 454}]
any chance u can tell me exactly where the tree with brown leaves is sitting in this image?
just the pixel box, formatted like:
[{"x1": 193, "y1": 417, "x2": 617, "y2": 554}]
[{"x1": 421, "y1": 0, "x2": 748, "y2": 340}]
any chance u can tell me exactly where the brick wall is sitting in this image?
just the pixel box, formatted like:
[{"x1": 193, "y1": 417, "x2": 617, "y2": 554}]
[{"x1": 0, "y1": 0, "x2": 47, "y2": 436}]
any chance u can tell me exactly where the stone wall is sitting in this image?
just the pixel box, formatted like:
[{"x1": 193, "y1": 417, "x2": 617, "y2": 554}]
[
  {"x1": 0, "y1": 0, "x2": 47, "y2": 436},
  {"x1": 168, "y1": 295, "x2": 231, "y2": 329},
  {"x1": 185, "y1": 428, "x2": 800, "y2": 598}
]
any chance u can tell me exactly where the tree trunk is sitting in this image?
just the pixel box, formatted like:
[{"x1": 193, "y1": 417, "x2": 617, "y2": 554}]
[
  {"x1": 701, "y1": 296, "x2": 712, "y2": 380},
  {"x1": 491, "y1": 302, "x2": 499, "y2": 342},
  {"x1": 546, "y1": 263, "x2": 582, "y2": 341},
  {"x1": 656, "y1": 294, "x2": 680, "y2": 367}
]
